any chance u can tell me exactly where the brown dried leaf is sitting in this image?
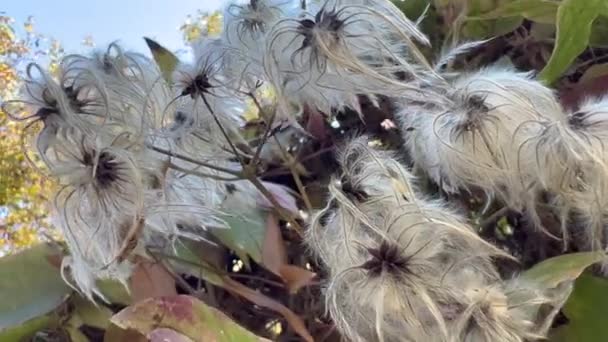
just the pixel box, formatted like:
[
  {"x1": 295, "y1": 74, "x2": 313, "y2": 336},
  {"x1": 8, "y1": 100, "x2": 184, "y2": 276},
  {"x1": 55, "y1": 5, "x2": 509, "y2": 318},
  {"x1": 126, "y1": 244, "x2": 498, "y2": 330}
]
[
  {"x1": 130, "y1": 258, "x2": 177, "y2": 302},
  {"x1": 103, "y1": 324, "x2": 147, "y2": 342},
  {"x1": 278, "y1": 265, "x2": 316, "y2": 294},
  {"x1": 261, "y1": 214, "x2": 288, "y2": 274},
  {"x1": 222, "y1": 277, "x2": 313, "y2": 342},
  {"x1": 560, "y1": 74, "x2": 608, "y2": 110},
  {"x1": 304, "y1": 105, "x2": 329, "y2": 141},
  {"x1": 258, "y1": 182, "x2": 299, "y2": 214},
  {"x1": 261, "y1": 214, "x2": 316, "y2": 293}
]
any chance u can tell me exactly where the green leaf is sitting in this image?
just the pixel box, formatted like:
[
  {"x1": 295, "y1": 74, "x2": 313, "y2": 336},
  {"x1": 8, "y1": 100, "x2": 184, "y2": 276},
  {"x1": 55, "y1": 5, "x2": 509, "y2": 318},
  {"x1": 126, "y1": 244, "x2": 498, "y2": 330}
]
[
  {"x1": 539, "y1": 0, "x2": 604, "y2": 84},
  {"x1": 97, "y1": 279, "x2": 132, "y2": 305},
  {"x1": 463, "y1": 16, "x2": 523, "y2": 39},
  {"x1": 111, "y1": 295, "x2": 270, "y2": 342},
  {"x1": 602, "y1": 2, "x2": 608, "y2": 17},
  {"x1": 392, "y1": 0, "x2": 428, "y2": 19},
  {"x1": 590, "y1": 16, "x2": 608, "y2": 47},
  {"x1": 521, "y1": 252, "x2": 605, "y2": 289},
  {"x1": 460, "y1": 0, "x2": 523, "y2": 38},
  {"x1": 212, "y1": 196, "x2": 267, "y2": 268},
  {"x1": 550, "y1": 274, "x2": 608, "y2": 342},
  {"x1": 392, "y1": 0, "x2": 442, "y2": 51},
  {"x1": 0, "y1": 314, "x2": 58, "y2": 341},
  {"x1": 170, "y1": 239, "x2": 225, "y2": 287},
  {"x1": 0, "y1": 244, "x2": 71, "y2": 330},
  {"x1": 65, "y1": 296, "x2": 113, "y2": 342},
  {"x1": 72, "y1": 296, "x2": 113, "y2": 329},
  {"x1": 144, "y1": 37, "x2": 178, "y2": 84},
  {"x1": 66, "y1": 325, "x2": 90, "y2": 342},
  {"x1": 469, "y1": 0, "x2": 559, "y2": 24}
]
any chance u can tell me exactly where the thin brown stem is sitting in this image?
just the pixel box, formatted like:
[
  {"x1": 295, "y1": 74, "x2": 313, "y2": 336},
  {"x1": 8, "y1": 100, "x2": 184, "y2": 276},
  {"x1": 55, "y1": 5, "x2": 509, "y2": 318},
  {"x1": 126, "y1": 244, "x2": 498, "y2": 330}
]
[
  {"x1": 262, "y1": 146, "x2": 334, "y2": 177},
  {"x1": 248, "y1": 92, "x2": 277, "y2": 168},
  {"x1": 229, "y1": 273, "x2": 285, "y2": 288},
  {"x1": 148, "y1": 144, "x2": 242, "y2": 176},
  {"x1": 201, "y1": 94, "x2": 246, "y2": 166},
  {"x1": 272, "y1": 135, "x2": 313, "y2": 212},
  {"x1": 168, "y1": 162, "x2": 242, "y2": 181}
]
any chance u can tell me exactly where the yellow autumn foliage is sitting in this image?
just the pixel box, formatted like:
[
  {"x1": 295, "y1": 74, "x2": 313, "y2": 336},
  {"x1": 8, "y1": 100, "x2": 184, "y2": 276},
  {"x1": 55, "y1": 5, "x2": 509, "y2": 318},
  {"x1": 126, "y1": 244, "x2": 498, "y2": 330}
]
[
  {"x1": 180, "y1": 11, "x2": 223, "y2": 43},
  {"x1": 1, "y1": 15, "x2": 56, "y2": 253}
]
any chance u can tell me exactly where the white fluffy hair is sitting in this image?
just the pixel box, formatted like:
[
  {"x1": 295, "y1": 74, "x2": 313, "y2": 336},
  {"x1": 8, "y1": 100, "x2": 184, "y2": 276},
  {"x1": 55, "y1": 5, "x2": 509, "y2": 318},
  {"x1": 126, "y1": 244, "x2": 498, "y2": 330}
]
[
  {"x1": 263, "y1": 0, "x2": 433, "y2": 118},
  {"x1": 8, "y1": 41, "x2": 265, "y2": 299},
  {"x1": 48, "y1": 128, "x2": 146, "y2": 299},
  {"x1": 398, "y1": 66, "x2": 565, "y2": 220},
  {"x1": 442, "y1": 278, "x2": 559, "y2": 342},
  {"x1": 221, "y1": 0, "x2": 293, "y2": 87},
  {"x1": 171, "y1": 38, "x2": 247, "y2": 146},
  {"x1": 60, "y1": 43, "x2": 171, "y2": 132},
  {"x1": 307, "y1": 137, "x2": 511, "y2": 342},
  {"x1": 1, "y1": 63, "x2": 98, "y2": 156},
  {"x1": 518, "y1": 96, "x2": 608, "y2": 250}
]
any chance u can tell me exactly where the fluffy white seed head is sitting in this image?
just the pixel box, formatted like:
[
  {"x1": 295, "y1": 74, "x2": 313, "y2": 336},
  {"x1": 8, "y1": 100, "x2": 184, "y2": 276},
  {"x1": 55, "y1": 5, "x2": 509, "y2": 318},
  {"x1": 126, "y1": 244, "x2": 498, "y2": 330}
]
[
  {"x1": 443, "y1": 275, "x2": 570, "y2": 342},
  {"x1": 171, "y1": 38, "x2": 247, "y2": 146},
  {"x1": 399, "y1": 66, "x2": 566, "y2": 213},
  {"x1": 308, "y1": 137, "x2": 509, "y2": 342},
  {"x1": 518, "y1": 96, "x2": 608, "y2": 249},
  {"x1": 263, "y1": 0, "x2": 433, "y2": 118}
]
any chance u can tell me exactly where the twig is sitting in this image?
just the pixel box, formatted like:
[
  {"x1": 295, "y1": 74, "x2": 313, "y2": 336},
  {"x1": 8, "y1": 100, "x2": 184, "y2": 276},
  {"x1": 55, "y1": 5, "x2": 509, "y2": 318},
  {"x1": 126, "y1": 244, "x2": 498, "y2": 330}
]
[
  {"x1": 229, "y1": 273, "x2": 285, "y2": 288},
  {"x1": 168, "y1": 162, "x2": 242, "y2": 181},
  {"x1": 201, "y1": 94, "x2": 246, "y2": 166},
  {"x1": 148, "y1": 144, "x2": 242, "y2": 176},
  {"x1": 272, "y1": 135, "x2": 313, "y2": 212},
  {"x1": 262, "y1": 146, "x2": 334, "y2": 178},
  {"x1": 479, "y1": 207, "x2": 510, "y2": 232},
  {"x1": 248, "y1": 92, "x2": 277, "y2": 168}
]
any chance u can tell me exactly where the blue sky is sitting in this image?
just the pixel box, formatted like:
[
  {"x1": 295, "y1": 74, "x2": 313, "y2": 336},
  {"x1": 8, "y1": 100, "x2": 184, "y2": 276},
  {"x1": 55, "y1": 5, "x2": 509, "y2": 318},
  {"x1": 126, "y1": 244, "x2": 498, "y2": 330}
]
[{"x1": 3, "y1": 0, "x2": 224, "y2": 54}]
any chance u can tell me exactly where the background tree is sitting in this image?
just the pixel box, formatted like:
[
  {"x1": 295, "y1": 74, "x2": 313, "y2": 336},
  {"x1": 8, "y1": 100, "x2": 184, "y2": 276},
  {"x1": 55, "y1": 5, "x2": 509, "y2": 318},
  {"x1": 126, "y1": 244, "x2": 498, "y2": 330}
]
[{"x1": 0, "y1": 14, "x2": 62, "y2": 253}]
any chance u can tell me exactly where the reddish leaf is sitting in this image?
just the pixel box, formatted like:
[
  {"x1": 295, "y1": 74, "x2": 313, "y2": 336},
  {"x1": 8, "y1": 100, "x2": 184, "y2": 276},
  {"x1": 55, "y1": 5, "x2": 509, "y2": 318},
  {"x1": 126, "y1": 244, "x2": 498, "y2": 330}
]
[
  {"x1": 111, "y1": 295, "x2": 268, "y2": 341},
  {"x1": 45, "y1": 253, "x2": 63, "y2": 269},
  {"x1": 103, "y1": 324, "x2": 147, "y2": 342},
  {"x1": 258, "y1": 182, "x2": 298, "y2": 214},
  {"x1": 148, "y1": 328, "x2": 194, "y2": 342},
  {"x1": 222, "y1": 277, "x2": 314, "y2": 342},
  {"x1": 130, "y1": 258, "x2": 177, "y2": 302},
  {"x1": 278, "y1": 265, "x2": 316, "y2": 294},
  {"x1": 304, "y1": 105, "x2": 329, "y2": 141},
  {"x1": 261, "y1": 214, "x2": 316, "y2": 293},
  {"x1": 261, "y1": 214, "x2": 288, "y2": 275},
  {"x1": 559, "y1": 75, "x2": 608, "y2": 110}
]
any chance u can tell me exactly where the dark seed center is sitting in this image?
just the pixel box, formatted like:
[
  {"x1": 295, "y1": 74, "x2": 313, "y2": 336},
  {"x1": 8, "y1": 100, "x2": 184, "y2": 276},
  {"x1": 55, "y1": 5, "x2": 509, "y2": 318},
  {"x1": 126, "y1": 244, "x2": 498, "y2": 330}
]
[
  {"x1": 182, "y1": 73, "x2": 214, "y2": 98},
  {"x1": 361, "y1": 241, "x2": 410, "y2": 277},
  {"x1": 96, "y1": 151, "x2": 121, "y2": 188}
]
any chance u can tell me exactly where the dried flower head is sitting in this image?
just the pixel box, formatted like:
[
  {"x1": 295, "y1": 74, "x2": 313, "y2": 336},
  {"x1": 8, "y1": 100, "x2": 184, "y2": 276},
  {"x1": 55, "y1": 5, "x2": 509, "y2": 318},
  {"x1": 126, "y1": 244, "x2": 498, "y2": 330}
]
[
  {"x1": 264, "y1": 0, "x2": 432, "y2": 117},
  {"x1": 518, "y1": 96, "x2": 608, "y2": 249},
  {"x1": 60, "y1": 42, "x2": 172, "y2": 132},
  {"x1": 308, "y1": 137, "x2": 508, "y2": 342},
  {"x1": 445, "y1": 275, "x2": 569, "y2": 342},
  {"x1": 171, "y1": 38, "x2": 246, "y2": 146},
  {"x1": 399, "y1": 67, "x2": 565, "y2": 216},
  {"x1": 2, "y1": 63, "x2": 85, "y2": 154}
]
